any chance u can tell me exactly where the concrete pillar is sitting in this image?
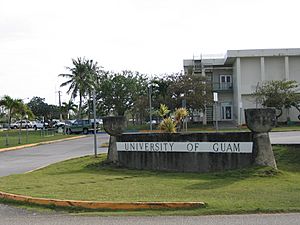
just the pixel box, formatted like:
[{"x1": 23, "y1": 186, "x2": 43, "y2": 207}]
[
  {"x1": 107, "y1": 136, "x2": 118, "y2": 162},
  {"x1": 260, "y1": 57, "x2": 265, "y2": 81},
  {"x1": 236, "y1": 58, "x2": 242, "y2": 125},
  {"x1": 103, "y1": 116, "x2": 126, "y2": 163},
  {"x1": 285, "y1": 56, "x2": 289, "y2": 80},
  {"x1": 284, "y1": 56, "x2": 290, "y2": 120},
  {"x1": 201, "y1": 68, "x2": 205, "y2": 77},
  {"x1": 245, "y1": 108, "x2": 277, "y2": 169},
  {"x1": 203, "y1": 106, "x2": 207, "y2": 125},
  {"x1": 202, "y1": 68, "x2": 207, "y2": 125}
]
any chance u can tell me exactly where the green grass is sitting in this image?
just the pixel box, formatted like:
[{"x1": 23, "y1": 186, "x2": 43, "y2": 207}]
[
  {"x1": 0, "y1": 145, "x2": 300, "y2": 215},
  {"x1": 272, "y1": 125, "x2": 300, "y2": 132},
  {"x1": 0, "y1": 129, "x2": 77, "y2": 149}
]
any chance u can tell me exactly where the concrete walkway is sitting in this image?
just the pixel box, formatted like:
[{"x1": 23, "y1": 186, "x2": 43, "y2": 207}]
[{"x1": 270, "y1": 131, "x2": 300, "y2": 144}]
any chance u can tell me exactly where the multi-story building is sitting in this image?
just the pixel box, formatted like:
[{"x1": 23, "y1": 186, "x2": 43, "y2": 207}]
[{"x1": 183, "y1": 48, "x2": 300, "y2": 125}]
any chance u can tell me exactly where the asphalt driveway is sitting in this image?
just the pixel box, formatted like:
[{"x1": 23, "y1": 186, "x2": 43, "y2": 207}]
[{"x1": 0, "y1": 134, "x2": 109, "y2": 177}]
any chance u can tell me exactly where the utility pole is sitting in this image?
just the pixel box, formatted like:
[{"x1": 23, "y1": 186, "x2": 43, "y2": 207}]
[
  {"x1": 92, "y1": 90, "x2": 97, "y2": 158},
  {"x1": 148, "y1": 84, "x2": 152, "y2": 130},
  {"x1": 213, "y1": 92, "x2": 219, "y2": 132},
  {"x1": 58, "y1": 91, "x2": 62, "y2": 121}
]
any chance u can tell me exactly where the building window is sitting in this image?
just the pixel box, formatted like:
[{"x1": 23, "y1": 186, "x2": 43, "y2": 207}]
[
  {"x1": 219, "y1": 75, "x2": 232, "y2": 90},
  {"x1": 220, "y1": 103, "x2": 232, "y2": 120}
]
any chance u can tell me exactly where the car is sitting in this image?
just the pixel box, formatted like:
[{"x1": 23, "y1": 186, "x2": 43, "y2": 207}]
[
  {"x1": 49, "y1": 120, "x2": 66, "y2": 128},
  {"x1": 31, "y1": 121, "x2": 48, "y2": 130},
  {"x1": 10, "y1": 120, "x2": 33, "y2": 129},
  {"x1": 146, "y1": 120, "x2": 157, "y2": 124},
  {"x1": 54, "y1": 121, "x2": 66, "y2": 128},
  {"x1": 65, "y1": 119, "x2": 99, "y2": 134}
]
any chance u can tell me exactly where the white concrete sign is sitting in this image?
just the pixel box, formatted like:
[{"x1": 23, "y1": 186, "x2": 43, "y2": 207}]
[{"x1": 117, "y1": 142, "x2": 253, "y2": 153}]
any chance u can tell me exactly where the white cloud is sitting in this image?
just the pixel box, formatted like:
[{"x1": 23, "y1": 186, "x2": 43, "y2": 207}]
[{"x1": 0, "y1": 0, "x2": 300, "y2": 104}]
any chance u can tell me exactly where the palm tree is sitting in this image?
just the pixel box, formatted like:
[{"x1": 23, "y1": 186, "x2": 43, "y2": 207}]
[
  {"x1": 16, "y1": 103, "x2": 34, "y2": 120},
  {"x1": 59, "y1": 57, "x2": 99, "y2": 118},
  {"x1": 62, "y1": 100, "x2": 78, "y2": 119},
  {"x1": 15, "y1": 102, "x2": 34, "y2": 130},
  {"x1": 84, "y1": 59, "x2": 102, "y2": 118},
  {"x1": 0, "y1": 95, "x2": 23, "y2": 126}
]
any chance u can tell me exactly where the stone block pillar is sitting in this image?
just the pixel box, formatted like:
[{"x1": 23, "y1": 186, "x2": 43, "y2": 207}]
[
  {"x1": 245, "y1": 108, "x2": 277, "y2": 169},
  {"x1": 103, "y1": 116, "x2": 126, "y2": 163}
]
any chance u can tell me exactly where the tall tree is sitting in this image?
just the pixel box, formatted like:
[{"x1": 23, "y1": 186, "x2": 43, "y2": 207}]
[
  {"x1": 96, "y1": 71, "x2": 147, "y2": 116},
  {"x1": 149, "y1": 75, "x2": 173, "y2": 111},
  {"x1": 15, "y1": 103, "x2": 34, "y2": 120},
  {"x1": 15, "y1": 102, "x2": 34, "y2": 129},
  {"x1": 0, "y1": 95, "x2": 23, "y2": 126},
  {"x1": 62, "y1": 100, "x2": 78, "y2": 119},
  {"x1": 27, "y1": 96, "x2": 48, "y2": 119},
  {"x1": 59, "y1": 57, "x2": 100, "y2": 118},
  {"x1": 129, "y1": 72, "x2": 148, "y2": 123},
  {"x1": 47, "y1": 105, "x2": 61, "y2": 120},
  {"x1": 168, "y1": 73, "x2": 213, "y2": 113},
  {"x1": 253, "y1": 80, "x2": 300, "y2": 120},
  {"x1": 27, "y1": 96, "x2": 61, "y2": 121}
]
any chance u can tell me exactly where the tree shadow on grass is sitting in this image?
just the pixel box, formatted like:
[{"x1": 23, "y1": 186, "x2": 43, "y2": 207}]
[
  {"x1": 85, "y1": 160, "x2": 280, "y2": 190},
  {"x1": 273, "y1": 145, "x2": 300, "y2": 172},
  {"x1": 185, "y1": 166, "x2": 279, "y2": 190},
  {"x1": 43, "y1": 149, "x2": 287, "y2": 191},
  {"x1": 185, "y1": 147, "x2": 300, "y2": 191}
]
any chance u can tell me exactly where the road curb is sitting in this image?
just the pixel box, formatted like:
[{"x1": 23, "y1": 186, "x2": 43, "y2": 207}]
[
  {"x1": 0, "y1": 191, "x2": 206, "y2": 210},
  {"x1": 0, "y1": 136, "x2": 86, "y2": 153}
]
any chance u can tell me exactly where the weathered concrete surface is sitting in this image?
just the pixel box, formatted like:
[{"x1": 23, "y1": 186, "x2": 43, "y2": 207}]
[
  {"x1": 117, "y1": 132, "x2": 254, "y2": 172},
  {"x1": 107, "y1": 136, "x2": 118, "y2": 163},
  {"x1": 103, "y1": 116, "x2": 126, "y2": 163},
  {"x1": 252, "y1": 133, "x2": 277, "y2": 168},
  {"x1": 245, "y1": 108, "x2": 276, "y2": 133},
  {"x1": 103, "y1": 116, "x2": 126, "y2": 136},
  {"x1": 245, "y1": 108, "x2": 277, "y2": 169}
]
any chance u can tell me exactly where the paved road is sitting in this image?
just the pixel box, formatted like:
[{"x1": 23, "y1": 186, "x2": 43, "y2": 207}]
[
  {"x1": 0, "y1": 132, "x2": 300, "y2": 224},
  {"x1": 0, "y1": 134, "x2": 109, "y2": 177},
  {"x1": 270, "y1": 131, "x2": 300, "y2": 144},
  {"x1": 1, "y1": 204, "x2": 300, "y2": 225}
]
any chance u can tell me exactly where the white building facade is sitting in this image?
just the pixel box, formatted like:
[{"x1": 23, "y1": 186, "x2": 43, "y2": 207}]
[{"x1": 183, "y1": 48, "x2": 300, "y2": 125}]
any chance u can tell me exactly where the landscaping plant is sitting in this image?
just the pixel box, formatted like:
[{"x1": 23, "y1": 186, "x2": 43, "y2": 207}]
[{"x1": 158, "y1": 104, "x2": 188, "y2": 133}]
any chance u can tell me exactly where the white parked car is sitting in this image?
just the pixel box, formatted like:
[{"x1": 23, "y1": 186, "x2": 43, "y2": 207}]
[
  {"x1": 10, "y1": 120, "x2": 33, "y2": 129},
  {"x1": 32, "y1": 121, "x2": 48, "y2": 130},
  {"x1": 146, "y1": 120, "x2": 157, "y2": 124},
  {"x1": 53, "y1": 121, "x2": 66, "y2": 128}
]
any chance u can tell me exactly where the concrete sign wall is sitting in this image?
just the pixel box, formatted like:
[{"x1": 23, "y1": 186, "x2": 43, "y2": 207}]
[
  {"x1": 116, "y1": 132, "x2": 254, "y2": 172},
  {"x1": 117, "y1": 142, "x2": 253, "y2": 153}
]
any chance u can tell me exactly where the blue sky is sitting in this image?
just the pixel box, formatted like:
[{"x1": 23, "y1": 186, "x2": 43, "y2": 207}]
[{"x1": 1, "y1": 0, "x2": 300, "y2": 104}]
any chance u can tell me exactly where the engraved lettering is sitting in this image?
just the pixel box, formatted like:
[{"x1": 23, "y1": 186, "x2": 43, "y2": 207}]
[
  {"x1": 233, "y1": 143, "x2": 240, "y2": 152},
  {"x1": 213, "y1": 143, "x2": 218, "y2": 152},
  {"x1": 187, "y1": 143, "x2": 193, "y2": 151}
]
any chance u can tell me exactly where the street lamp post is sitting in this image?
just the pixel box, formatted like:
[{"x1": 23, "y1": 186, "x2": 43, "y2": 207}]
[
  {"x1": 92, "y1": 90, "x2": 97, "y2": 158},
  {"x1": 213, "y1": 92, "x2": 219, "y2": 132},
  {"x1": 25, "y1": 115, "x2": 29, "y2": 143},
  {"x1": 148, "y1": 84, "x2": 153, "y2": 131},
  {"x1": 58, "y1": 91, "x2": 63, "y2": 121},
  {"x1": 181, "y1": 96, "x2": 187, "y2": 132}
]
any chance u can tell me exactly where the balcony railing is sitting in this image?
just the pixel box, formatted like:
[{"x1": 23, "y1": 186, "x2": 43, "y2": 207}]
[{"x1": 212, "y1": 82, "x2": 233, "y2": 91}]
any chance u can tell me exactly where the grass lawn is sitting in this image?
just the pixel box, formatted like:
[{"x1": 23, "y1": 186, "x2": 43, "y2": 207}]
[
  {"x1": 0, "y1": 146, "x2": 300, "y2": 215},
  {"x1": 272, "y1": 125, "x2": 300, "y2": 132},
  {"x1": 0, "y1": 129, "x2": 76, "y2": 149}
]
